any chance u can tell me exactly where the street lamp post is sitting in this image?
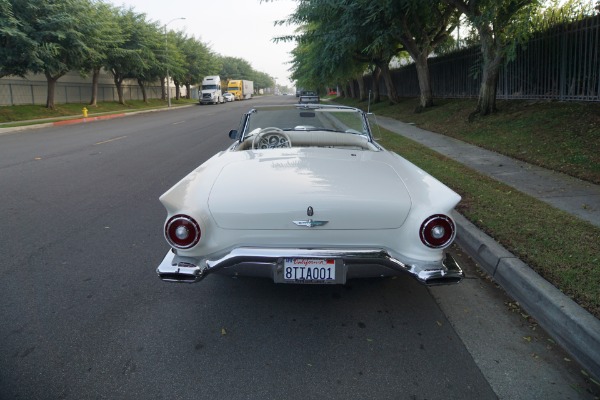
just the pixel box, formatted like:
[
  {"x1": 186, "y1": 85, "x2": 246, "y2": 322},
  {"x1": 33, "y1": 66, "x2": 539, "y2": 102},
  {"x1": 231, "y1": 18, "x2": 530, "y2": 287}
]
[{"x1": 164, "y1": 17, "x2": 185, "y2": 108}]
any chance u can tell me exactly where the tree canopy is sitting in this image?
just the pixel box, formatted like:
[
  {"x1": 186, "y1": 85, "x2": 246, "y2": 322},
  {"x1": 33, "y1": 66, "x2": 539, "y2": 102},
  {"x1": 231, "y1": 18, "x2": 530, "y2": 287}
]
[
  {"x1": 1, "y1": 0, "x2": 275, "y2": 108},
  {"x1": 280, "y1": 0, "x2": 596, "y2": 117}
]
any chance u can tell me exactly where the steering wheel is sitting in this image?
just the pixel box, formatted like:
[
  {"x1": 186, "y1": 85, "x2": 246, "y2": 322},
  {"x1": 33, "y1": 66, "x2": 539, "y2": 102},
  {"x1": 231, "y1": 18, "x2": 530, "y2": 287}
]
[{"x1": 252, "y1": 127, "x2": 292, "y2": 149}]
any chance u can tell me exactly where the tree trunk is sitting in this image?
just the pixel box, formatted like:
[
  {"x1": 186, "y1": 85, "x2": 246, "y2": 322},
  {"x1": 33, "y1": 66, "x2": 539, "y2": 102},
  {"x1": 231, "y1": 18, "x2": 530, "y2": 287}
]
[
  {"x1": 137, "y1": 78, "x2": 148, "y2": 103},
  {"x1": 371, "y1": 66, "x2": 381, "y2": 103},
  {"x1": 398, "y1": 8, "x2": 455, "y2": 112},
  {"x1": 185, "y1": 83, "x2": 191, "y2": 99},
  {"x1": 348, "y1": 80, "x2": 356, "y2": 99},
  {"x1": 89, "y1": 68, "x2": 100, "y2": 106},
  {"x1": 378, "y1": 62, "x2": 398, "y2": 103},
  {"x1": 476, "y1": 63, "x2": 500, "y2": 116},
  {"x1": 160, "y1": 76, "x2": 166, "y2": 100},
  {"x1": 356, "y1": 74, "x2": 366, "y2": 102},
  {"x1": 414, "y1": 52, "x2": 434, "y2": 112},
  {"x1": 44, "y1": 71, "x2": 64, "y2": 109},
  {"x1": 45, "y1": 74, "x2": 58, "y2": 109},
  {"x1": 114, "y1": 74, "x2": 125, "y2": 105},
  {"x1": 174, "y1": 80, "x2": 181, "y2": 100},
  {"x1": 472, "y1": 27, "x2": 503, "y2": 117}
]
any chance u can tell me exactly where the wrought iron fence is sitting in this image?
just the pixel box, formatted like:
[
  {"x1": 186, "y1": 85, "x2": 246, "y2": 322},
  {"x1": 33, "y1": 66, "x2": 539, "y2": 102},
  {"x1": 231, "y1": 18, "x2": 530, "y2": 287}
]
[{"x1": 364, "y1": 14, "x2": 600, "y2": 102}]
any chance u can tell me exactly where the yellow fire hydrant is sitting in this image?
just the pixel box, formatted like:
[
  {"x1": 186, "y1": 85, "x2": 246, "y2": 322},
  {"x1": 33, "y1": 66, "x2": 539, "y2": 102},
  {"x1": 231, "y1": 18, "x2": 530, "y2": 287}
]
[{"x1": 82, "y1": 107, "x2": 88, "y2": 118}]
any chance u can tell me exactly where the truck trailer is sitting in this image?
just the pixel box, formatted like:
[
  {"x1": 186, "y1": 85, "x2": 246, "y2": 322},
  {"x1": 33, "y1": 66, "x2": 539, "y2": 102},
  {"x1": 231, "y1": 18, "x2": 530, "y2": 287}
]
[{"x1": 227, "y1": 80, "x2": 253, "y2": 100}]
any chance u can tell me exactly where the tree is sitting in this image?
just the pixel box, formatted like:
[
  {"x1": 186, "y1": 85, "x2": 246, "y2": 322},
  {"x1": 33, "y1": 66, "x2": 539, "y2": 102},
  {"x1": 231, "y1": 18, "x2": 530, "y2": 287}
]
[
  {"x1": 81, "y1": 2, "x2": 122, "y2": 106},
  {"x1": 531, "y1": 0, "x2": 598, "y2": 29},
  {"x1": 288, "y1": 35, "x2": 327, "y2": 92},
  {"x1": 445, "y1": 0, "x2": 540, "y2": 117},
  {"x1": 136, "y1": 20, "x2": 169, "y2": 103},
  {"x1": 10, "y1": 0, "x2": 95, "y2": 109},
  {"x1": 281, "y1": 0, "x2": 401, "y2": 102},
  {"x1": 362, "y1": 0, "x2": 459, "y2": 111},
  {"x1": 252, "y1": 71, "x2": 275, "y2": 93},
  {"x1": 220, "y1": 56, "x2": 255, "y2": 81},
  {"x1": 104, "y1": 8, "x2": 149, "y2": 105},
  {"x1": 0, "y1": 0, "x2": 37, "y2": 78},
  {"x1": 177, "y1": 35, "x2": 217, "y2": 99},
  {"x1": 288, "y1": 35, "x2": 336, "y2": 95}
]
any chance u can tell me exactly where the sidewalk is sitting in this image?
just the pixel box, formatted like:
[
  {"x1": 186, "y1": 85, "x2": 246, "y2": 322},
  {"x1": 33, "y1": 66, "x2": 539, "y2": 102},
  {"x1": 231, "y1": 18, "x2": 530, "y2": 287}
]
[{"x1": 376, "y1": 115, "x2": 600, "y2": 381}]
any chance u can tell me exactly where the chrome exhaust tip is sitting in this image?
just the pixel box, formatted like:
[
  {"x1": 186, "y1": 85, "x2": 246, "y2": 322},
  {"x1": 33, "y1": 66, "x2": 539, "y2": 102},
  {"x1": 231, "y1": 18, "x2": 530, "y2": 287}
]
[
  {"x1": 156, "y1": 251, "x2": 207, "y2": 283},
  {"x1": 421, "y1": 253, "x2": 463, "y2": 286}
]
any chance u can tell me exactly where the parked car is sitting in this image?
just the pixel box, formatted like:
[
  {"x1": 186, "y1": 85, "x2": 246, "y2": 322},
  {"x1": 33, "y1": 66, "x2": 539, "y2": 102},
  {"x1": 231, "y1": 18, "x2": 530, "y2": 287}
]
[
  {"x1": 299, "y1": 90, "x2": 320, "y2": 104},
  {"x1": 156, "y1": 104, "x2": 463, "y2": 286},
  {"x1": 223, "y1": 92, "x2": 235, "y2": 102}
]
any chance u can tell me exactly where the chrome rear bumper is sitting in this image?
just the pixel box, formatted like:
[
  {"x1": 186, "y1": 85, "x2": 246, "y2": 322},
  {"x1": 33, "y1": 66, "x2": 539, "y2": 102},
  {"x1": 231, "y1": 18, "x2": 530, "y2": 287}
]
[{"x1": 156, "y1": 247, "x2": 463, "y2": 286}]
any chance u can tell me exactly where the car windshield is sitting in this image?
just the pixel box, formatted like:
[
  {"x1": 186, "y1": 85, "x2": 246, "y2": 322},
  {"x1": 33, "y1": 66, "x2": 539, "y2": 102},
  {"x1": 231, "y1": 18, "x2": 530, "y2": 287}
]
[
  {"x1": 234, "y1": 105, "x2": 376, "y2": 151},
  {"x1": 244, "y1": 105, "x2": 369, "y2": 138}
]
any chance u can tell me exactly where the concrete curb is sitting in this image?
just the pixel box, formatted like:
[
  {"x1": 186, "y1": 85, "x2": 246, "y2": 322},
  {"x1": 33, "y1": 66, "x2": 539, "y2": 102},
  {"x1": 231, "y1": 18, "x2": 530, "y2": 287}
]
[
  {"x1": 52, "y1": 113, "x2": 126, "y2": 126},
  {"x1": 452, "y1": 211, "x2": 600, "y2": 381},
  {"x1": 0, "y1": 112, "x2": 126, "y2": 135},
  {"x1": 0, "y1": 122, "x2": 54, "y2": 136}
]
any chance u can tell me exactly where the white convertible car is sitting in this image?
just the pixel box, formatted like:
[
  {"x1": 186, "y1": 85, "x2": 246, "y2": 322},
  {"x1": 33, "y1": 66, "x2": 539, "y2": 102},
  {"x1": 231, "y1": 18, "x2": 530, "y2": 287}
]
[{"x1": 157, "y1": 104, "x2": 463, "y2": 285}]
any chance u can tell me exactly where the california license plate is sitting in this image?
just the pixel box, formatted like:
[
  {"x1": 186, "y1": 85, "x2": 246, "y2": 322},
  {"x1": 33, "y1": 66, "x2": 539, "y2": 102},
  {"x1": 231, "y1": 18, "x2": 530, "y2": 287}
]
[{"x1": 283, "y1": 258, "x2": 335, "y2": 283}]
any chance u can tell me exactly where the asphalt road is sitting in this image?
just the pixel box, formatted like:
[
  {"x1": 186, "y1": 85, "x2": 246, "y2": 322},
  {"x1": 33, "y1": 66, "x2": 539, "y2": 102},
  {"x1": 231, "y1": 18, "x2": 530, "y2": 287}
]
[{"x1": 0, "y1": 96, "x2": 595, "y2": 400}]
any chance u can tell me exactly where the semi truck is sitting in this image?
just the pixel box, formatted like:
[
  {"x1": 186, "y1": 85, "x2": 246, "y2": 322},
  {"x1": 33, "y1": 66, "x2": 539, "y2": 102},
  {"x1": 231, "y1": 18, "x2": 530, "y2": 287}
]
[
  {"x1": 199, "y1": 75, "x2": 224, "y2": 105},
  {"x1": 227, "y1": 80, "x2": 254, "y2": 100}
]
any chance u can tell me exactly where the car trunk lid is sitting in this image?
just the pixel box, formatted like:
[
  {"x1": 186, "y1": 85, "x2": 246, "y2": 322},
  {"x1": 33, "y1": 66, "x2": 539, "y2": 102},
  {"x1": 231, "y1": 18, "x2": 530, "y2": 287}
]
[{"x1": 208, "y1": 149, "x2": 411, "y2": 230}]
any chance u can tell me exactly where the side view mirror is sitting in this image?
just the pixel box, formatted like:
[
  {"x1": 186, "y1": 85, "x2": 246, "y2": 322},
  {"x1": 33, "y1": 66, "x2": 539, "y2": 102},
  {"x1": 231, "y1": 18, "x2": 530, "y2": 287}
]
[{"x1": 228, "y1": 130, "x2": 238, "y2": 140}]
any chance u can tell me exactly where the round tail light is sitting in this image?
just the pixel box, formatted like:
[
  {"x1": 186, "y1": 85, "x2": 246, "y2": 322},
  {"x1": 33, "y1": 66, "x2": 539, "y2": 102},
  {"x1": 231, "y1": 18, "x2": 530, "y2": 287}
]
[
  {"x1": 165, "y1": 214, "x2": 201, "y2": 249},
  {"x1": 420, "y1": 214, "x2": 455, "y2": 249}
]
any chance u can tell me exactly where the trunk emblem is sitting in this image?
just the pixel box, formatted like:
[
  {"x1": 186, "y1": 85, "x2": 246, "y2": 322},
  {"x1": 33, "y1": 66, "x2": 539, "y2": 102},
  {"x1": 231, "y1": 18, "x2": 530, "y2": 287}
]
[
  {"x1": 293, "y1": 219, "x2": 328, "y2": 228},
  {"x1": 307, "y1": 206, "x2": 314, "y2": 216}
]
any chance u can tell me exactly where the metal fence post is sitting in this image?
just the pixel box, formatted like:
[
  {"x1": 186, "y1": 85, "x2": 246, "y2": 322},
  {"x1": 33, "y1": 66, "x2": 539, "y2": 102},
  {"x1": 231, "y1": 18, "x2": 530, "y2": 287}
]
[{"x1": 560, "y1": 28, "x2": 567, "y2": 101}]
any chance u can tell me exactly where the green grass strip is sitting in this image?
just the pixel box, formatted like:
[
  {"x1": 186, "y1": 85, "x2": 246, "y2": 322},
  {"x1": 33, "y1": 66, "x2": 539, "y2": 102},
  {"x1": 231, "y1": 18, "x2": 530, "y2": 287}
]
[{"x1": 0, "y1": 98, "x2": 197, "y2": 125}]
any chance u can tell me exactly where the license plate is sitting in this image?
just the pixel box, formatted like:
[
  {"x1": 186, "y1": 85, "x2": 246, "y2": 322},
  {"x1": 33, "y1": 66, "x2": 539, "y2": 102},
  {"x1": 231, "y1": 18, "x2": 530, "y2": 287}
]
[{"x1": 283, "y1": 258, "x2": 335, "y2": 283}]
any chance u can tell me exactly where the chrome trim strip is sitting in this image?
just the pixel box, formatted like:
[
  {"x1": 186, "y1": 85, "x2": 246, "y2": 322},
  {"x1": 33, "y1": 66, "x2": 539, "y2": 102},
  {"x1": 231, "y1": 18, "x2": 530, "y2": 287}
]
[
  {"x1": 156, "y1": 247, "x2": 463, "y2": 286},
  {"x1": 292, "y1": 220, "x2": 329, "y2": 227}
]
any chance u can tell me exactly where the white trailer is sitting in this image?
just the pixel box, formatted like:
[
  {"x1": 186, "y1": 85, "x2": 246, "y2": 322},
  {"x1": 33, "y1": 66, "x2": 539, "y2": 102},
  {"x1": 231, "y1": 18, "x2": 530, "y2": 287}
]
[{"x1": 241, "y1": 80, "x2": 254, "y2": 99}]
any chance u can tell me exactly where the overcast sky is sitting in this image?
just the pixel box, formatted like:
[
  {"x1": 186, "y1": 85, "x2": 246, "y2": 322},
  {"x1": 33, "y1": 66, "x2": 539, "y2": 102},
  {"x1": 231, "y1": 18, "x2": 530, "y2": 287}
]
[{"x1": 107, "y1": 0, "x2": 299, "y2": 88}]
